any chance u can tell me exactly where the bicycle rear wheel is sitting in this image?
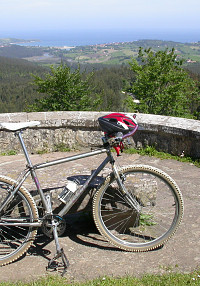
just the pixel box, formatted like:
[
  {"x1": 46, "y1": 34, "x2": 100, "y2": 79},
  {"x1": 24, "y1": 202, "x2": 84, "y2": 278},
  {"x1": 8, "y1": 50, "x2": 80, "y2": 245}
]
[
  {"x1": 0, "y1": 176, "x2": 38, "y2": 266},
  {"x1": 93, "y1": 165, "x2": 183, "y2": 252}
]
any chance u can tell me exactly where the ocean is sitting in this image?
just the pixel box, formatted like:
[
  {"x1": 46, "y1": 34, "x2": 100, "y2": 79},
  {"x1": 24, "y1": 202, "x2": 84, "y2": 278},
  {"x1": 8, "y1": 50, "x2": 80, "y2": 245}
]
[{"x1": 4, "y1": 29, "x2": 200, "y2": 47}]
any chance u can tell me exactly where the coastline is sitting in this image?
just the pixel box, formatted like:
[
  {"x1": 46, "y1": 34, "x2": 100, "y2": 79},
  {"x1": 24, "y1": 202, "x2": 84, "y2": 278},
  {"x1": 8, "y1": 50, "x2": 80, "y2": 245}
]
[
  {"x1": 1, "y1": 32, "x2": 200, "y2": 50},
  {"x1": 52, "y1": 46, "x2": 75, "y2": 49},
  {"x1": 1, "y1": 36, "x2": 200, "y2": 65},
  {"x1": 1, "y1": 28, "x2": 200, "y2": 48},
  {"x1": 18, "y1": 41, "x2": 76, "y2": 49}
]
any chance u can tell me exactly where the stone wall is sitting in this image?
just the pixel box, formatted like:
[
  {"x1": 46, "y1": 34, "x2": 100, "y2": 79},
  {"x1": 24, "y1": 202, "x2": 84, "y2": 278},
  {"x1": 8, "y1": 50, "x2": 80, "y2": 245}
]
[{"x1": 0, "y1": 111, "x2": 200, "y2": 158}]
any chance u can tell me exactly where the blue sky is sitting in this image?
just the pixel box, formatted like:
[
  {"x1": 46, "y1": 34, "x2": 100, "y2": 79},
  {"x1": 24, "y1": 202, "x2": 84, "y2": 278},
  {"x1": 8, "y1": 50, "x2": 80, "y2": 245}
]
[{"x1": 1, "y1": 0, "x2": 199, "y2": 36}]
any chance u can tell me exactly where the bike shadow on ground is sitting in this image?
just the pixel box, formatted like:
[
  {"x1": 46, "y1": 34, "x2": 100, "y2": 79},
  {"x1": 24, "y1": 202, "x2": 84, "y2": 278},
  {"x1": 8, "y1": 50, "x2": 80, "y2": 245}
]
[
  {"x1": 59, "y1": 174, "x2": 119, "y2": 251},
  {"x1": 28, "y1": 174, "x2": 119, "y2": 262},
  {"x1": 28, "y1": 174, "x2": 163, "y2": 263},
  {"x1": 28, "y1": 210, "x2": 162, "y2": 266},
  {"x1": 64, "y1": 212, "x2": 119, "y2": 252},
  {"x1": 27, "y1": 212, "x2": 119, "y2": 264}
]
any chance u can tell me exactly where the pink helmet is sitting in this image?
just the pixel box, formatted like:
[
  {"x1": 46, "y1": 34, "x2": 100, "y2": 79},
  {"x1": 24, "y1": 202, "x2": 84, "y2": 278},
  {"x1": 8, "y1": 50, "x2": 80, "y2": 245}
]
[{"x1": 98, "y1": 113, "x2": 137, "y2": 136}]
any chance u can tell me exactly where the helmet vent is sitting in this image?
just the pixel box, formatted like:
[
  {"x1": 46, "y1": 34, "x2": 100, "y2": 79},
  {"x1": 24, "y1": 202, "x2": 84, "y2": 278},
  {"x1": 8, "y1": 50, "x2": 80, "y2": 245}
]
[{"x1": 109, "y1": 118, "x2": 117, "y2": 122}]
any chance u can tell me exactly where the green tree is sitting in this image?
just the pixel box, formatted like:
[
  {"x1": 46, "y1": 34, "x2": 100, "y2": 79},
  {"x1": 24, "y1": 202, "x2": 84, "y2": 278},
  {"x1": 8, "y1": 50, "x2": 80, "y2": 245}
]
[
  {"x1": 127, "y1": 47, "x2": 200, "y2": 118},
  {"x1": 27, "y1": 64, "x2": 99, "y2": 111}
]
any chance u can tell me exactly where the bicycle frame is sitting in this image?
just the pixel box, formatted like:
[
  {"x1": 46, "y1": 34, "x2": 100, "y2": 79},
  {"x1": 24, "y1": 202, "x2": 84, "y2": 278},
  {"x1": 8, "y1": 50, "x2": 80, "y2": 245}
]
[
  {"x1": 0, "y1": 130, "x2": 118, "y2": 227},
  {"x1": 0, "y1": 117, "x2": 145, "y2": 274},
  {"x1": 36, "y1": 148, "x2": 112, "y2": 217},
  {"x1": 0, "y1": 117, "x2": 184, "y2": 275},
  {"x1": 0, "y1": 125, "x2": 140, "y2": 229}
]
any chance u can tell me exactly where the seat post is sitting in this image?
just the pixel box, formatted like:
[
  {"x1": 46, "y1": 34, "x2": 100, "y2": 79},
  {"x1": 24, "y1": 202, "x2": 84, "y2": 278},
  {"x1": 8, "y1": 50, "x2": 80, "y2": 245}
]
[{"x1": 15, "y1": 130, "x2": 33, "y2": 168}]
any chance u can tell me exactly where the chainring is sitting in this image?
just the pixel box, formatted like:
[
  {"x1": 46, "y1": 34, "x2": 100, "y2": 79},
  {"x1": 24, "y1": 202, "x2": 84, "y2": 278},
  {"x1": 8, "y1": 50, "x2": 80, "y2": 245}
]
[{"x1": 41, "y1": 214, "x2": 66, "y2": 238}]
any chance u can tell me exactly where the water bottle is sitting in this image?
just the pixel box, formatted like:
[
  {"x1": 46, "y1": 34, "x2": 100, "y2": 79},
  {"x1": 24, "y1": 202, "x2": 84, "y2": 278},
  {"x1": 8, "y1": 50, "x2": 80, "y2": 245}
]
[{"x1": 58, "y1": 179, "x2": 79, "y2": 204}]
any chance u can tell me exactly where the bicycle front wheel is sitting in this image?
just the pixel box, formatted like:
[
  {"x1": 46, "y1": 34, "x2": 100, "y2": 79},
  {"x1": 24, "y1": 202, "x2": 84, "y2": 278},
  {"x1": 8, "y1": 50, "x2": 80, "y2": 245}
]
[
  {"x1": 0, "y1": 176, "x2": 38, "y2": 266},
  {"x1": 93, "y1": 165, "x2": 183, "y2": 252}
]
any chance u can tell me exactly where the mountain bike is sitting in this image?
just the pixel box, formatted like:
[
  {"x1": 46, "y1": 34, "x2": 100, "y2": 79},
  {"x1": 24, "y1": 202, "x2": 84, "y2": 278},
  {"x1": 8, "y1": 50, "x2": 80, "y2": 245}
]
[{"x1": 0, "y1": 115, "x2": 184, "y2": 275}]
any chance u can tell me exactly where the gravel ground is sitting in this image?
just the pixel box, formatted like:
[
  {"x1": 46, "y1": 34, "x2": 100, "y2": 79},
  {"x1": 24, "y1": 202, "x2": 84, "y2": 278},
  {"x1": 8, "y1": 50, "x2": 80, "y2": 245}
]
[{"x1": 0, "y1": 151, "x2": 199, "y2": 283}]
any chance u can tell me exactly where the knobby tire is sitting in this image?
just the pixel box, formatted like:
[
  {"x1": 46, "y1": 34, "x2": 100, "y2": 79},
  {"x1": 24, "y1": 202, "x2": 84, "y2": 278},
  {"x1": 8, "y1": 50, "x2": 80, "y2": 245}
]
[
  {"x1": 0, "y1": 176, "x2": 38, "y2": 266},
  {"x1": 93, "y1": 165, "x2": 183, "y2": 252}
]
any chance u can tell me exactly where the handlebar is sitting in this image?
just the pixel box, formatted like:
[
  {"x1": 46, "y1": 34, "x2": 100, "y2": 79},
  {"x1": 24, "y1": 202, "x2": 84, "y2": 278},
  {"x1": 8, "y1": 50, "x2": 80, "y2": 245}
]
[
  {"x1": 100, "y1": 113, "x2": 138, "y2": 156},
  {"x1": 103, "y1": 123, "x2": 139, "y2": 156},
  {"x1": 113, "y1": 124, "x2": 138, "y2": 141},
  {"x1": 122, "y1": 124, "x2": 138, "y2": 139}
]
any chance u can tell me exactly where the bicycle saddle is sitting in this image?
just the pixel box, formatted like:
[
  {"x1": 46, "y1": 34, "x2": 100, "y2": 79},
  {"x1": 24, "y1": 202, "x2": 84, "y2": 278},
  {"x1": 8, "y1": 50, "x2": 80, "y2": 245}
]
[{"x1": 0, "y1": 121, "x2": 40, "y2": 131}]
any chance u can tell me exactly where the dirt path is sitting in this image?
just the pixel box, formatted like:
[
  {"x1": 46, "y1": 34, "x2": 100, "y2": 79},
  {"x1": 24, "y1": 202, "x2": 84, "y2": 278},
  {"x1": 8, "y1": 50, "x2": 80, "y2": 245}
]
[{"x1": 0, "y1": 152, "x2": 199, "y2": 283}]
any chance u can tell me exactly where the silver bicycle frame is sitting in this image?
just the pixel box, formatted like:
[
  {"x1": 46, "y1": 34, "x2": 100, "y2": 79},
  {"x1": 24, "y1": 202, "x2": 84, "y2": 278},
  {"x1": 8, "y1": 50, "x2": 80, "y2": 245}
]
[
  {"x1": 0, "y1": 130, "x2": 113, "y2": 223},
  {"x1": 0, "y1": 128, "x2": 140, "y2": 227},
  {"x1": 34, "y1": 148, "x2": 111, "y2": 217}
]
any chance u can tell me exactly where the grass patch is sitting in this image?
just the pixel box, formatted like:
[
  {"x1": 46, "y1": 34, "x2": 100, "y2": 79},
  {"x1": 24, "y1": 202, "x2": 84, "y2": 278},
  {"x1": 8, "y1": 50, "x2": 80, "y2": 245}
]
[
  {"x1": 53, "y1": 143, "x2": 71, "y2": 152},
  {"x1": 0, "y1": 150, "x2": 17, "y2": 156},
  {"x1": 139, "y1": 213, "x2": 157, "y2": 226},
  {"x1": 1, "y1": 271, "x2": 200, "y2": 285},
  {"x1": 124, "y1": 145, "x2": 200, "y2": 168},
  {"x1": 35, "y1": 149, "x2": 49, "y2": 155}
]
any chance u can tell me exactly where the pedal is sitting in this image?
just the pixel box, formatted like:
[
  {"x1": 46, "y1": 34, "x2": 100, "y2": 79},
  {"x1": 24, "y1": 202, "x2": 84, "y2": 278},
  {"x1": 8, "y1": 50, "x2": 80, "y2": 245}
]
[{"x1": 47, "y1": 248, "x2": 69, "y2": 276}]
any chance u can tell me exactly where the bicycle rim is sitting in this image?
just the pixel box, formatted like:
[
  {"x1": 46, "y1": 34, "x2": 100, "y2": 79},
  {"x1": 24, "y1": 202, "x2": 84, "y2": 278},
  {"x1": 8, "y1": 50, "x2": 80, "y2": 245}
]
[
  {"x1": 93, "y1": 165, "x2": 184, "y2": 252},
  {"x1": 0, "y1": 176, "x2": 38, "y2": 266}
]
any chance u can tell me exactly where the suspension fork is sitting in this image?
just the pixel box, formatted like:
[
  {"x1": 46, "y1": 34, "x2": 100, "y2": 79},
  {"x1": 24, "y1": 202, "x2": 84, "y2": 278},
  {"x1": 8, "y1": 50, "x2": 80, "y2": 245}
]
[{"x1": 111, "y1": 159, "x2": 141, "y2": 213}]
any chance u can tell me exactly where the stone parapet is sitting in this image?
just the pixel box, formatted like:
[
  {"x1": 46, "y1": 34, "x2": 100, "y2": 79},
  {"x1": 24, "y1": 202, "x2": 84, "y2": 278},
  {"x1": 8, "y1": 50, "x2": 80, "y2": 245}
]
[{"x1": 0, "y1": 111, "x2": 200, "y2": 158}]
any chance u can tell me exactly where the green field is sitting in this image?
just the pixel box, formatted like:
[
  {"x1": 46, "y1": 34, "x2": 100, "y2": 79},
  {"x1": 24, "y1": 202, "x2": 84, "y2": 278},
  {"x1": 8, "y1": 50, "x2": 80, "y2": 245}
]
[{"x1": 51, "y1": 40, "x2": 200, "y2": 65}]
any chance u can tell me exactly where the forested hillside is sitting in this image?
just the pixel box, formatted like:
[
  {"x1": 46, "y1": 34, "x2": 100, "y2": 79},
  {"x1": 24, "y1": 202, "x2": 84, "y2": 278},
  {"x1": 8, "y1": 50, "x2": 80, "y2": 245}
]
[
  {"x1": 0, "y1": 56, "x2": 134, "y2": 113},
  {"x1": 0, "y1": 57, "x2": 48, "y2": 112},
  {"x1": 0, "y1": 42, "x2": 199, "y2": 117},
  {"x1": 0, "y1": 45, "x2": 44, "y2": 58},
  {"x1": 90, "y1": 65, "x2": 135, "y2": 111}
]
